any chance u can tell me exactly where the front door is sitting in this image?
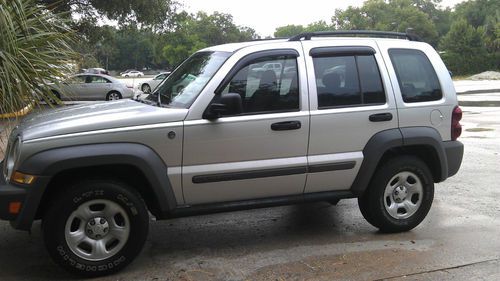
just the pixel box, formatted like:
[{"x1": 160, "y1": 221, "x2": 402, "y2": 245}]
[{"x1": 182, "y1": 47, "x2": 310, "y2": 204}]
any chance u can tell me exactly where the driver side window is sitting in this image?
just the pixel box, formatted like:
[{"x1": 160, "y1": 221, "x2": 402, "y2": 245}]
[{"x1": 219, "y1": 55, "x2": 299, "y2": 115}]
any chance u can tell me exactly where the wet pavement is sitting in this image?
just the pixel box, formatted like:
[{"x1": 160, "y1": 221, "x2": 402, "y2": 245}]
[{"x1": 0, "y1": 106, "x2": 499, "y2": 280}]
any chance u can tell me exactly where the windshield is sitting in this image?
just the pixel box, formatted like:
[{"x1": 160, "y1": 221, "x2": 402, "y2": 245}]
[{"x1": 145, "y1": 51, "x2": 231, "y2": 108}]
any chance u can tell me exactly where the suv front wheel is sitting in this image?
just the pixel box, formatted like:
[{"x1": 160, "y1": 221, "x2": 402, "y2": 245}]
[
  {"x1": 42, "y1": 180, "x2": 149, "y2": 277},
  {"x1": 358, "y1": 156, "x2": 434, "y2": 233}
]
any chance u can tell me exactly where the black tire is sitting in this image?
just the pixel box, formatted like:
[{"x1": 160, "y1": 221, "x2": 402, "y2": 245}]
[
  {"x1": 42, "y1": 180, "x2": 149, "y2": 277},
  {"x1": 358, "y1": 156, "x2": 434, "y2": 233},
  {"x1": 106, "y1": 91, "x2": 122, "y2": 101}
]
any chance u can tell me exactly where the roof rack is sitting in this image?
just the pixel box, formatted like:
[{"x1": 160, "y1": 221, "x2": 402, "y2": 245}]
[{"x1": 288, "y1": 30, "x2": 422, "y2": 42}]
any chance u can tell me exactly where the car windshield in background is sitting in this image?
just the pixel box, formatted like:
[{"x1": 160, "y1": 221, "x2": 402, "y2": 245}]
[{"x1": 146, "y1": 51, "x2": 231, "y2": 108}]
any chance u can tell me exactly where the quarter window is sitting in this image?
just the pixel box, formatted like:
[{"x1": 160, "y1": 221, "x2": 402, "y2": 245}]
[
  {"x1": 219, "y1": 55, "x2": 299, "y2": 114},
  {"x1": 389, "y1": 49, "x2": 442, "y2": 103},
  {"x1": 313, "y1": 55, "x2": 385, "y2": 108}
]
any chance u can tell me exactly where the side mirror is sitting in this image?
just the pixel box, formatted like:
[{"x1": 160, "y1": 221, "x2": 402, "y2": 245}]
[{"x1": 203, "y1": 93, "x2": 243, "y2": 120}]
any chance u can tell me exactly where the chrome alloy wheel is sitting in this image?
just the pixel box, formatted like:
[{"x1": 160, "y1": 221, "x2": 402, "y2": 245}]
[
  {"x1": 64, "y1": 199, "x2": 130, "y2": 261},
  {"x1": 383, "y1": 171, "x2": 423, "y2": 219}
]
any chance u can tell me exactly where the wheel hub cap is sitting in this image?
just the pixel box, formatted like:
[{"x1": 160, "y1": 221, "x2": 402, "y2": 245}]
[
  {"x1": 392, "y1": 186, "x2": 408, "y2": 202},
  {"x1": 86, "y1": 217, "x2": 109, "y2": 239}
]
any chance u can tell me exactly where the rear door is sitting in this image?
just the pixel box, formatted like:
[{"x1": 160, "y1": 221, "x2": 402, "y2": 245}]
[
  {"x1": 301, "y1": 40, "x2": 399, "y2": 193},
  {"x1": 87, "y1": 75, "x2": 112, "y2": 100}
]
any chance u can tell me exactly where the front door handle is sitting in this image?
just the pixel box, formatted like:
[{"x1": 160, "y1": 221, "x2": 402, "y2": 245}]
[
  {"x1": 271, "y1": 121, "x2": 301, "y2": 131},
  {"x1": 369, "y1": 113, "x2": 393, "y2": 122}
]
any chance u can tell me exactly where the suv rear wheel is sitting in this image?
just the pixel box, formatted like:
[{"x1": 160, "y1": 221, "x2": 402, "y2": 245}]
[
  {"x1": 42, "y1": 180, "x2": 149, "y2": 277},
  {"x1": 358, "y1": 156, "x2": 434, "y2": 233}
]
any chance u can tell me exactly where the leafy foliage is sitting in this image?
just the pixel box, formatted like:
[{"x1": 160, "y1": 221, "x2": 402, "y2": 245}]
[
  {"x1": 37, "y1": 0, "x2": 178, "y2": 28},
  {"x1": 274, "y1": 21, "x2": 332, "y2": 38},
  {"x1": 160, "y1": 12, "x2": 258, "y2": 67},
  {"x1": 333, "y1": 0, "x2": 439, "y2": 45},
  {"x1": 274, "y1": 0, "x2": 499, "y2": 75},
  {"x1": 0, "y1": 0, "x2": 77, "y2": 115}
]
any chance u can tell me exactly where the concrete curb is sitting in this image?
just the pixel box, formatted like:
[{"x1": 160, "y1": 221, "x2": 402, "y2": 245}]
[{"x1": 0, "y1": 103, "x2": 34, "y2": 119}]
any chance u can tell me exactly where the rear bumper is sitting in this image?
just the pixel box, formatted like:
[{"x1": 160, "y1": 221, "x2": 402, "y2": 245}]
[
  {"x1": 0, "y1": 165, "x2": 27, "y2": 221},
  {"x1": 443, "y1": 140, "x2": 464, "y2": 178}
]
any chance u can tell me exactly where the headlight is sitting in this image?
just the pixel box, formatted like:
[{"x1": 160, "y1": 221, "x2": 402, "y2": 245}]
[{"x1": 5, "y1": 137, "x2": 21, "y2": 182}]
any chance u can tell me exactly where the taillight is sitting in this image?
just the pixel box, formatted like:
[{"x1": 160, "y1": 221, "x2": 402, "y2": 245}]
[{"x1": 451, "y1": 106, "x2": 462, "y2": 140}]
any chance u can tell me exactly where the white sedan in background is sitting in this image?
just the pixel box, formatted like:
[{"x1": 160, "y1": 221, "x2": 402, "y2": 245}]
[
  {"x1": 49, "y1": 74, "x2": 134, "y2": 101},
  {"x1": 137, "y1": 72, "x2": 171, "y2": 93},
  {"x1": 121, "y1": 70, "x2": 144, "y2": 77}
]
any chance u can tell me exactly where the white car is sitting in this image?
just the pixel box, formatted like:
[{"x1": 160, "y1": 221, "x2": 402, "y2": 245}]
[
  {"x1": 137, "y1": 72, "x2": 171, "y2": 93},
  {"x1": 121, "y1": 70, "x2": 144, "y2": 77},
  {"x1": 49, "y1": 73, "x2": 134, "y2": 101}
]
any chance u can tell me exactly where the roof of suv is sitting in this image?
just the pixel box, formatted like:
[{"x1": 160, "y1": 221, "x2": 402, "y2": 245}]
[{"x1": 202, "y1": 30, "x2": 423, "y2": 53}]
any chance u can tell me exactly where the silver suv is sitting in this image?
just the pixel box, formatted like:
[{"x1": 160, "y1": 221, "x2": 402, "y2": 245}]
[{"x1": 0, "y1": 31, "x2": 464, "y2": 277}]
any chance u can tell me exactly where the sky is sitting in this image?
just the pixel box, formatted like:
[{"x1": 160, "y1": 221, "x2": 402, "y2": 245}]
[{"x1": 181, "y1": 0, "x2": 467, "y2": 37}]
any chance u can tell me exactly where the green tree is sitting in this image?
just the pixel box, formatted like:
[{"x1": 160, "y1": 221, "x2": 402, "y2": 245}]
[
  {"x1": 439, "y1": 19, "x2": 491, "y2": 75},
  {"x1": 274, "y1": 21, "x2": 333, "y2": 38},
  {"x1": 37, "y1": 0, "x2": 178, "y2": 28},
  {"x1": 161, "y1": 12, "x2": 258, "y2": 67},
  {"x1": 0, "y1": 0, "x2": 77, "y2": 116},
  {"x1": 332, "y1": 0, "x2": 439, "y2": 45},
  {"x1": 274, "y1": 25, "x2": 306, "y2": 38}
]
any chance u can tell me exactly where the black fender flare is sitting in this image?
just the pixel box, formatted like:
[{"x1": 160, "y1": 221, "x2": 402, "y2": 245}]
[
  {"x1": 14, "y1": 143, "x2": 177, "y2": 230},
  {"x1": 350, "y1": 127, "x2": 447, "y2": 196}
]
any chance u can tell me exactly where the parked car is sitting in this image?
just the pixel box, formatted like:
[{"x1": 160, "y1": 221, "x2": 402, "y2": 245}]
[
  {"x1": 85, "y1": 67, "x2": 110, "y2": 75},
  {"x1": 121, "y1": 70, "x2": 144, "y2": 77},
  {"x1": 137, "y1": 72, "x2": 171, "y2": 93},
  {"x1": 0, "y1": 31, "x2": 463, "y2": 277},
  {"x1": 251, "y1": 62, "x2": 283, "y2": 77},
  {"x1": 120, "y1": 69, "x2": 136, "y2": 76},
  {"x1": 48, "y1": 73, "x2": 134, "y2": 101}
]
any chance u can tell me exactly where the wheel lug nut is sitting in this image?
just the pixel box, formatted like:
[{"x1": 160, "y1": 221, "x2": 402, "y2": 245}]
[
  {"x1": 90, "y1": 220, "x2": 95, "y2": 225},
  {"x1": 87, "y1": 230, "x2": 93, "y2": 234},
  {"x1": 96, "y1": 234, "x2": 101, "y2": 239},
  {"x1": 100, "y1": 218, "x2": 106, "y2": 224}
]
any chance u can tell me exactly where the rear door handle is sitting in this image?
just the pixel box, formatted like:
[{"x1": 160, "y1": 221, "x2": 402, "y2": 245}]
[
  {"x1": 369, "y1": 113, "x2": 393, "y2": 122},
  {"x1": 271, "y1": 121, "x2": 301, "y2": 131}
]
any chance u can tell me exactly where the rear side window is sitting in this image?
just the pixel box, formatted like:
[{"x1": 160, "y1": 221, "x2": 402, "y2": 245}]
[
  {"x1": 313, "y1": 55, "x2": 385, "y2": 108},
  {"x1": 389, "y1": 49, "x2": 442, "y2": 103}
]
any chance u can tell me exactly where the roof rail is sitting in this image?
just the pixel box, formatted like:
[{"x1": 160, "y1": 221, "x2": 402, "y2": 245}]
[{"x1": 288, "y1": 30, "x2": 422, "y2": 42}]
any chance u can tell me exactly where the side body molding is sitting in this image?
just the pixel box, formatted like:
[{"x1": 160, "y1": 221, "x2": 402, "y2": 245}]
[{"x1": 15, "y1": 143, "x2": 177, "y2": 229}]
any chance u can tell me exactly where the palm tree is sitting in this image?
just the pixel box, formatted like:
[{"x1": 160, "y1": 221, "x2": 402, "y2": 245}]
[{"x1": 0, "y1": 0, "x2": 76, "y2": 154}]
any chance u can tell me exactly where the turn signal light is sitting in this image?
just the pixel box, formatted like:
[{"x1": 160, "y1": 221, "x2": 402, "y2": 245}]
[
  {"x1": 9, "y1": 202, "x2": 22, "y2": 214},
  {"x1": 11, "y1": 171, "x2": 36, "y2": 185}
]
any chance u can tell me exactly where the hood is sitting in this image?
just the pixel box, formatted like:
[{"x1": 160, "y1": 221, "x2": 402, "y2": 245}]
[{"x1": 19, "y1": 100, "x2": 188, "y2": 141}]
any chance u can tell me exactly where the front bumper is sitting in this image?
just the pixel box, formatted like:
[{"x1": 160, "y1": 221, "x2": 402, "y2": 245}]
[{"x1": 0, "y1": 164, "x2": 27, "y2": 221}]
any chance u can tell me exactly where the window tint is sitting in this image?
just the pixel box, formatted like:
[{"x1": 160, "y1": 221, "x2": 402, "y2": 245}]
[
  {"x1": 220, "y1": 55, "x2": 299, "y2": 114},
  {"x1": 313, "y1": 55, "x2": 385, "y2": 108},
  {"x1": 389, "y1": 49, "x2": 442, "y2": 103}
]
